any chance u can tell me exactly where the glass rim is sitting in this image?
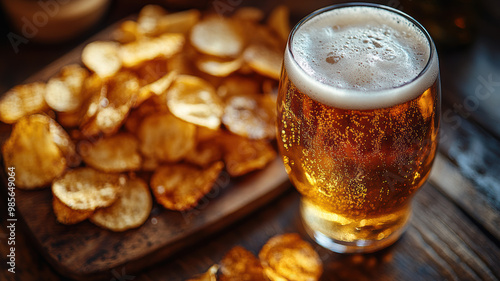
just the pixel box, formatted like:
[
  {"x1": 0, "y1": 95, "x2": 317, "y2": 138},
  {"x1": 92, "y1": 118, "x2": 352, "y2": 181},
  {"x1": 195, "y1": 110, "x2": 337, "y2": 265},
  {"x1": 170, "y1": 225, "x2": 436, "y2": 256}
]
[{"x1": 287, "y1": 2, "x2": 436, "y2": 95}]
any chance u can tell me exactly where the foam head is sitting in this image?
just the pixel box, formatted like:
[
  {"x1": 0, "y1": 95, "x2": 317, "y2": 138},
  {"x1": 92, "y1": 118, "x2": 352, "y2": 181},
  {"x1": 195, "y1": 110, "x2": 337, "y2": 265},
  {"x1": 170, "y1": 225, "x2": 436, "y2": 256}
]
[{"x1": 285, "y1": 5, "x2": 439, "y2": 110}]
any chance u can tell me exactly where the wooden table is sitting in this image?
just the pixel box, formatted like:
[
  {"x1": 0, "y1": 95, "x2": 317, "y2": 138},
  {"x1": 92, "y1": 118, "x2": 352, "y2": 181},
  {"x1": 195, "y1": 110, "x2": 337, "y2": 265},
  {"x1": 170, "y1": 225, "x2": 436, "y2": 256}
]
[{"x1": 1, "y1": 1, "x2": 499, "y2": 280}]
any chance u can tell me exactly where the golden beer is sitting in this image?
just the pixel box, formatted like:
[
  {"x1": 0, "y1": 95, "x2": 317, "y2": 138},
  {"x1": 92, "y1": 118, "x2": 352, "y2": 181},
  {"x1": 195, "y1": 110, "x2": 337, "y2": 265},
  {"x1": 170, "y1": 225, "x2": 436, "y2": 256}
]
[{"x1": 277, "y1": 4, "x2": 440, "y2": 253}]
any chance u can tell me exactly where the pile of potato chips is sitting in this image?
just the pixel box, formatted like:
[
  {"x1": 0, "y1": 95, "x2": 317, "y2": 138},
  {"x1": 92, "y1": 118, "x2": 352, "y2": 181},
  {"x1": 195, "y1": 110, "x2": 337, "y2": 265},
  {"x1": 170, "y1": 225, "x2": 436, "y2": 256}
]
[
  {"x1": 188, "y1": 233, "x2": 324, "y2": 281},
  {"x1": 0, "y1": 5, "x2": 291, "y2": 231}
]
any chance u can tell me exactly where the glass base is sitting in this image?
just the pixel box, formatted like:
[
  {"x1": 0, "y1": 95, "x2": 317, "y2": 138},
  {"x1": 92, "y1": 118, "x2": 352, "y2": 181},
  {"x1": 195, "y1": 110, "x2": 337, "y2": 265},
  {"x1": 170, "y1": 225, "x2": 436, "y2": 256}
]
[{"x1": 300, "y1": 199, "x2": 411, "y2": 254}]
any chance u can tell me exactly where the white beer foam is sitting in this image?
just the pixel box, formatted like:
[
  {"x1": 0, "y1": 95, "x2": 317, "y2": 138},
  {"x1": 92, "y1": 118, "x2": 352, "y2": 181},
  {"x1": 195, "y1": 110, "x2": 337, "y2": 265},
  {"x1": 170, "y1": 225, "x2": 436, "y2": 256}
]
[{"x1": 285, "y1": 6, "x2": 439, "y2": 110}]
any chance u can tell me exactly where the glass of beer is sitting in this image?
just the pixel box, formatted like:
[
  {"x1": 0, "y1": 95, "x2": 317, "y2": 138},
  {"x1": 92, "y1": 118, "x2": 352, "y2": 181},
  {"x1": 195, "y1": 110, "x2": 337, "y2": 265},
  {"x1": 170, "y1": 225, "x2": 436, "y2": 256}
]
[{"x1": 277, "y1": 3, "x2": 440, "y2": 253}]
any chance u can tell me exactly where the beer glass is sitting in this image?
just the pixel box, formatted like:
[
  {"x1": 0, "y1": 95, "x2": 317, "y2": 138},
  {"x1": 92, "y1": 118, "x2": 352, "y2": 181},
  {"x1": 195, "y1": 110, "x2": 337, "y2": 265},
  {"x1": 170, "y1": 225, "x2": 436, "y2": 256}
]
[{"x1": 277, "y1": 3, "x2": 440, "y2": 253}]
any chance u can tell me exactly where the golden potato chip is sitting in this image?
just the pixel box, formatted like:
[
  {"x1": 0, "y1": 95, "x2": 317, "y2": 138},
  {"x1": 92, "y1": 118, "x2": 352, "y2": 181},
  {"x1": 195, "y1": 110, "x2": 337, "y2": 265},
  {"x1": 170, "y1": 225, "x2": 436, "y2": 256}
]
[
  {"x1": 185, "y1": 140, "x2": 223, "y2": 167},
  {"x1": 267, "y1": 6, "x2": 291, "y2": 43},
  {"x1": 217, "y1": 76, "x2": 260, "y2": 100},
  {"x1": 79, "y1": 133, "x2": 142, "y2": 173},
  {"x1": 125, "y1": 95, "x2": 168, "y2": 133},
  {"x1": 166, "y1": 75, "x2": 223, "y2": 130},
  {"x1": 90, "y1": 177, "x2": 152, "y2": 232},
  {"x1": 187, "y1": 265, "x2": 219, "y2": 281},
  {"x1": 190, "y1": 16, "x2": 244, "y2": 58},
  {"x1": 137, "y1": 4, "x2": 167, "y2": 36},
  {"x1": 259, "y1": 233, "x2": 323, "y2": 281},
  {"x1": 120, "y1": 33, "x2": 185, "y2": 68},
  {"x1": 195, "y1": 56, "x2": 243, "y2": 77},
  {"x1": 82, "y1": 41, "x2": 122, "y2": 78},
  {"x1": 243, "y1": 44, "x2": 282, "y2": 80},
  {"x1": 136, "y1": 70, "x2": 177, "y2": 106},
  {"x1": 150, "y1": 161, "x2": 223, "y2": 211},
  {"x1": 45, "y1": 64, "x2": 89, "y2": 112},
  {"x1": 52, "y1": 167, "x2": 124, "y2": 211},
  {"x1": 81, "y1": 71, "x2": 139, "y2": 136},
  {"x1": 220, "y1": 133, "x2": 276, "y2": 177},
  {"x1": 220, "y1": 246, "x2": 266, "y2": 281},
  {"x1": 0, "y1": 82, "x2": 47, "y2": 124},
  {"x1": 49, "y1": 119, "x2": 81, "y2": 167},
  {"x1": 132, "y1": 59, "x2": 169, "y2": 85},
  {"x1": 2, "y1": 114, "x2": 66, "y2": 189},
  {"x1": 155, "y1": 9, "x2": 201, "y2": 35},
  {"x1": 138, "y1": 112, "x2": 196, "y2": 162},
  {"x1": 222, "y1": 94, "x2": 276, "y2": 140},
  {"x1": 53, "y1": 196, "x2": 93, "y2": 225},
  {"x1": 232, "y1": 7, "x2": 264, "y2": 22},
  {"x1": 113, "y1": 20, "x2": 140, "y2": 44}
]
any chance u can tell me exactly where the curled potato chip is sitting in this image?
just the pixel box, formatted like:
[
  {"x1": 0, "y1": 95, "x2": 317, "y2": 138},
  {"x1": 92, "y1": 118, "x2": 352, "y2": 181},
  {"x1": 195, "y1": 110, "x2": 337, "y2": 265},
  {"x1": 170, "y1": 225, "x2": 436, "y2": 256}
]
[
  {"x1": 190, "y1": 16, "x2": 244, "y2": 58},
  {"x1": 137, "y1": 4, "x2": 167, "y2": 36},
  {"x1": 52, "y1": 167, "x2": 124, "y2": 211},
  {"x1": 2, "y1": 114, "x2": 67, "y2": 189},
  {"x1": 220, "y1": 246, "x2": 266, "y2": 281},
  {"x1": 243, "y1": 44, "x2": 282, "y2": 79},
  {"x1": 259, "y1": 233, "x2": 323, "y2": 281},
  {"x1": 185, "y1": 140, "x2": 223, "y2": 167},
  {"x1": 79, "y1": 133, "x2": 142, "y2": 173},
  {"x1": 45, "y1": 64, "x2": 89, "y2": 112},
  {"x1": 49, "y1": 119, "x2": 81, "y2": 167},
  {"x1": 90, "y1": 177, "x2": 152, "y2": 232},
  {"x1": 167, "y1": 75, "x2": 223, "y2": 130},
  {"x1": 233, "y1": 7, "x2": 264, "y2": 22},
  {"x1": 222, "y1": 94, "x2": 276, "y2": 140},
  {"x1": 82, "y1": 41, "x2": 122, "y2": 78},
  {"x1": 150, "y1": 161, "x2": 223, "y2": 210},
  {"x1": 217, "y1": 76, "x2": 260, "y2": 100},
  {"x1": 113, "y1": 20, "x2": 140, "y2": 44},
  {"x1": 0, "y1": 82, "x2": 47, "y2": 124},
  {"x1": 138, "y1": 112, "x2": 196, "y2": 162},
  {"x1": 188, "y1": 265, "x2": 219, "y2": 281},
  {"x1": 220, "y1": 133, "x2": 276, "y2": 177},
  {"x1": 267, "y1": 6, "x2": 291, "y2": 44},
  {"x1": 196, "y1": 56, "x2": 243, "y2": 77},
  {"x1": 136, "y1": 70, "x2": 177, "y2": 106},
  {"x1": 81, "y1": 71, "x2": 139, "y2": 136},
  {"x1": 53, "y1": 196, "x2": 93, "y2": 225},
  {"x1": 120, "y1": 33, "x2": 185, "y2": 68}
]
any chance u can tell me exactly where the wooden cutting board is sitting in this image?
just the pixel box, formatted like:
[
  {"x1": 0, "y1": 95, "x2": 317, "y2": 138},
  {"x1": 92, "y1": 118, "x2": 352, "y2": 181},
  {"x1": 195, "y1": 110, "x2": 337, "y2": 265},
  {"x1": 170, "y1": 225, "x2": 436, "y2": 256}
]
[{"x1": 0, "y1": 19, "x2": 290, "y2": 280}]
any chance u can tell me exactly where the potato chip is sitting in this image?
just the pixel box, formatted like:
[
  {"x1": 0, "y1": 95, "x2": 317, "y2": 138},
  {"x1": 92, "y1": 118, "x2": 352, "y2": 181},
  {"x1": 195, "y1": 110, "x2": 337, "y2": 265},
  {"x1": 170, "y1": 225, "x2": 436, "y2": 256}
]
[
  {"x1": 82, "y1": 41, "x2": 122, "y2": 78},
  {"x1": 217, "y1": 76, "x2": 260, "y2": 100},
  {"x1": 138, "y1": 112, "x2": 196, "y2": 162},
  {"x1": 220, "y1": 133, "x2": 276, "y2": 177},
  {"x1": 259, "y1": 233, "x2": 323, "y2": 281},
  {"x1": 267, "y1": 6, "x2": 291, "y2": 44},
  {"x1": 155, "y1": 9, "x2": 201, "y2": 35},
  {"x1": 79, "y1": 133, "x2": 142, "y2": 173},
  {"x1": 120, "y1": 33, "x2": 185, "y2": 68},
  {"x1": 52, "y1": 167, "x2": 124, "y2": 211},
  {"x1": 0, "y1": 82, "x2": 47, "y2": 124},
  {"x1": 243, "y1": 44, "x2": 282, "y2": 80},
  {"x1": 166, "y1": 75, "x2": 223, "y2": 129},
  {"x1": 190, "y1": 16, "x2": 244, "y2": 58},
  {"x1": 187, "y1": 265, "x2": 219, "y2": 281},
  {"x1": 57, "y1": 111, "x2": 83, "y2": 128},
  {"x1": 53, "y1": 196, "x2": 93, "y2": 225},
  {"x1": 2, "y1": 114, "x2": 66, "y2": 189},
  {"x1": 113, "y1": 20, "x2": 140, "y2": 44},
  {"x1": 222, "y1": 94, "x2": 276, "y2": 140},
  {"x1": 90, "y1": 177, "x2": 152, "y2": 232},
  {"x1": 81, "y1": 71, "x2": 139, "y2": 136},
  {"x1": 125, "y1": 95, "x2": 168, "y2": 133},
  {"x1": 196, "y1": 56, "x2": 243, "y2": 77},
  {"x1": 49, "y1": 119, "x2": 81, "y2": 167},
  {"x1": 185, "y1": 140, "x2": 223, "y2": 167},
  {"x1": 137, "y1": 4, "x2": 167, "y2": 36},
  {"x1": 150, "y1": 161, "x2": 223, "y2": 210},
  {"x1": 233, "y1": 7, "x2": 264, "y2": 22},
  {"x1": 132, "y1": 59, "x2": 170, "y2": 85},
  {"x1": 167, "y1": 51, "x2": 197, "y2": 76},
  {"x1": 45, "y1": 64, "x2": 89, "y2": 112},
  {"x1": 220, "y1": 246, "x2": 267, "y2": 281},
  {"x1": 136, "y1": 70, "x2": 177, "y2": 106}
]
